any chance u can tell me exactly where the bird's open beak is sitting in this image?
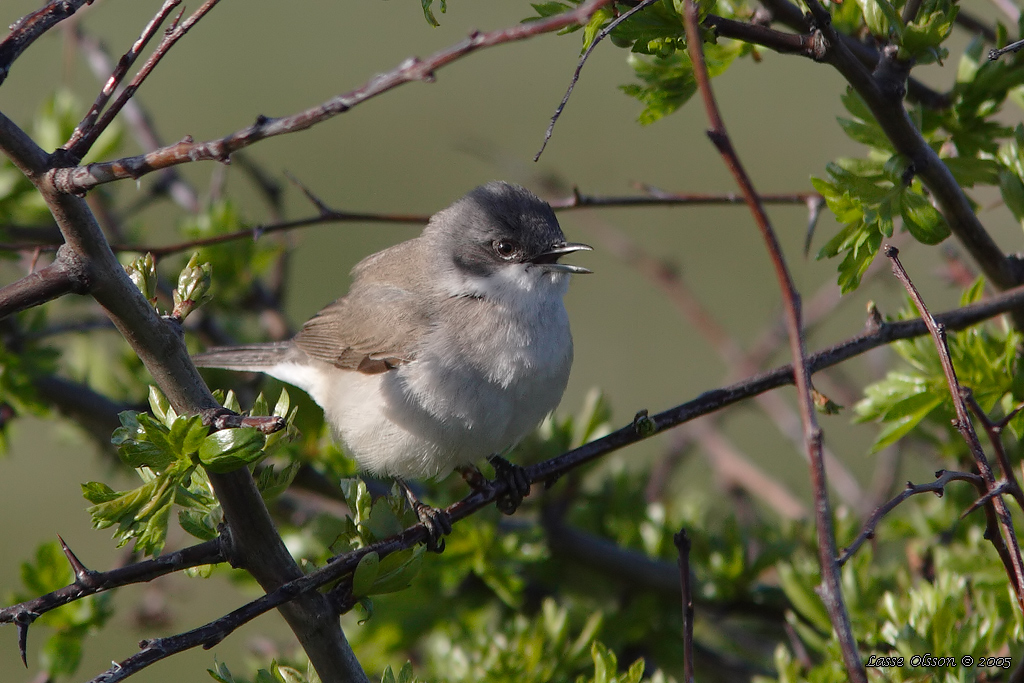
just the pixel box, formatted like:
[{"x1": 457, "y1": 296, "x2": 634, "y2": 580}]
[{"x1": 531, "y1": 241, "x2": 593, "y2": 274}]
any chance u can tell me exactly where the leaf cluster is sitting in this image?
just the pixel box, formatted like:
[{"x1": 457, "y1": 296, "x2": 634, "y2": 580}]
[{"x1": 82, "y1": 387, "x2": 298, "y2": 556}]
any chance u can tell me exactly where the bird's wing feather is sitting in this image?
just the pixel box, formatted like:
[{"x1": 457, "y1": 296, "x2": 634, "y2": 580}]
[{"x1": 294, "y1": 282, "x2": 431, "y2": 374}]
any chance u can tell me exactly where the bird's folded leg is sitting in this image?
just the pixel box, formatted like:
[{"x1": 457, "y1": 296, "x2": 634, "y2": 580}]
[
  {"x1": 487, "y1": 455, "x2": 531, "y2": 515},
  {"x1": 397, "y1": 479, "x2": 451, "y2": 553}
]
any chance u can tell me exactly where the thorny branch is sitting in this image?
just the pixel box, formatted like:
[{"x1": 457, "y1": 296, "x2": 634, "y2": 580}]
[
  {"x1": 681, "y1": 0, "x2": 865, "y2": 679},
  {"x1": 884, "y1": 245, "x2": 1024, "y2": 611},
  {"x1": 0, "y1": 537, "x2": 223, "y2": 664}
]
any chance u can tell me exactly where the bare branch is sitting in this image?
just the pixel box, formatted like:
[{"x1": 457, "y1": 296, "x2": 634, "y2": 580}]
[
  {"x1": 48, "y1": 0, "x2": 618, "y2": 194},
  {"x1": 884, "y1": 245, "x2": 1024, "y2": 608},
  {"x1": 0, "y1": 538, "x2": 223, "y2": 626},
  {"x1": 73, "y1": 26, "x2": 200, "y2": 213},
  {"x1": 67, "y1": 0, "x2": 222, "y2": 161},
  {"x1": 681, "y1": 0, "x2": 865, "y2": 677},
  {"x1": 65, "y1": 0, "x2": 182, "y2": 155},
  {"x1": 838, "y1": 469, "x2": 984, "y2": 566},
  {"x1": 0, "y1": 249, "x2": 90, "y2": 319},
  {"x1": 0, "y1": 0, "x2": 93, "y2": 85}
]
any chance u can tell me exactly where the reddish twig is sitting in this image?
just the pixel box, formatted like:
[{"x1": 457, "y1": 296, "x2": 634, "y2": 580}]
[
  {"x1": 73, "y1": 26, "x2": 201, "y2": 213},
  {"x1": 65, "y1": 0, "x2": 222, "y2": 161},
  {"x1": 65, "y1": 0, "x2": 182, "y2": 155},
  {"x1": 681, "y1": 0, "x2": 865, "y2": 678},
  {"x1": 885, "y1": 245, "x2": 1024, "y2": 611},
  {"x1": 49, "y1": 0, "x2": 618, "y2": 194},
  {"x1": 964, "y1": 391, "x2": 1024, "y2": 512},
  {"x1": 838, "y1": 469, "x2": 984, "y2": 565}
]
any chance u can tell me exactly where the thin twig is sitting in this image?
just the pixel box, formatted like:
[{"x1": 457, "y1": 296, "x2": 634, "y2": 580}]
[
  {"x1": 535, "y1": 0, "x2": 661, "y2": 161},
  {"x1": 884, "y1": 245, "x2": 1024, "y2": 612},
  {"x1": 65, "y1": 0, "x2": 182, "y2": 153},
  {"x1": 49, "y1": 0, "x2": 619, "y2": 194},
  {"x1": 964, "y1": 391, "x2": 1024, "y2": 512},
  {"x1": 681, "y1": 0, "x2": 864, "y2": 678},
  {"x1": 0, "y1": 0, "x2": 93, "y2": 85},
  {"x1": 0, "y1": 538, "x2": 223, "y2": 627},
  {"x1": 0, "y1": 189, "x2": 819, "y2": 257},
  {"x1": 66, "y1": 0, "x2": 223, "y2": 161},
  {"x1": 73, "y1": 26, "x2": 200, "y2": 213},
  {"x1": 674, "y1": 529, "x2": 695, "y2": 683},
  {"x1": 838, "y1": 469, "x2": 984, "y2": 565}
]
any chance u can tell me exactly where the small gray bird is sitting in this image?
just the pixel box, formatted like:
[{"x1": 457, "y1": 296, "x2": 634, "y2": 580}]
[{"x1": 193, "y1": 182, "x2": 590, "y2": 546}]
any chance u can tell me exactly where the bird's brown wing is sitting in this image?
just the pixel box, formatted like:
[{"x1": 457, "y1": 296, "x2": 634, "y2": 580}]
[{"x1": 294, "y1": 282, "x2": 430, "y2": 374}]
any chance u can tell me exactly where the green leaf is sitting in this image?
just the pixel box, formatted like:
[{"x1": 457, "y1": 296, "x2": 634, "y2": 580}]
[
  {"x1": 41, "y1": 630, "x2": 83, "y2": 677},
  {"x1": 420, "y1": 0, "x2": 446, "y2": 27},
  {"x1": 353, "y1": 551, "x2": 381, "y2": 597},
  {"x1": 197, "y1": 427, "x2": 265, "y2": 473},
  {"x1": 901, "y1": 191, "x2": 951, "y2": 244},
  {"x1": 777, "y1": 562, "x2": 832, "y2": 633}
]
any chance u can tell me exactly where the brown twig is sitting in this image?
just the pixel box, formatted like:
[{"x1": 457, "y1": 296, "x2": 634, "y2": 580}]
[
  {"x1": 964, "y1": 392, "x2": 1024, "y2": 512},
  {"x1": 65, "y1": 0, "x2": 182, "y2": 155},
  {"x1": 838, "y1": 469, "x2": 984, "y2": 565},
  {"x1": 0, "y1": 0, "x2": 93, "y2": 85},
  {"x1": 49, "y1": 0, "x2": 618, "y2": 195},
  {"x1": 0, "y1": 248, "x2": 90, "y2": 319},
  {"x1": 73, "y1": 26, "x2": 201, "y2": 214},
  {"x1": 65, "y1": 0, "x2": 222, "y2": 161},
  {"x1": 0, "y1": 188, "x2": 819, "y2": 257},
  {"x1": 535, "y1": 0, "x2": 661, "y2": 161},
  {"x1": 681, "y1": 0, "x2": 864, "y2": 677},
  {"x1": 674, "y1": 529, "x2": 695, "y2": 683},
  {"x1": 884, "y1": 245, "x2": 1024, "y2": 611}
]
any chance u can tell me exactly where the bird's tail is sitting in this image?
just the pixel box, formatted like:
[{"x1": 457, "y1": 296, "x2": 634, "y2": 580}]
[{"x1": 192, "y1": 342, "x2": 295, "y2": 372}]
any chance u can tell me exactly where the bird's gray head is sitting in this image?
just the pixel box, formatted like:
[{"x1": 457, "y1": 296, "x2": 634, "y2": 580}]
[{"x1": 425, "y1": 182, "x2": 591, "y2": 288}]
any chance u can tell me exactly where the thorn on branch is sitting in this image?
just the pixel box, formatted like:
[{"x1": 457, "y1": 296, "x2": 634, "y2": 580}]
[
  {"x1": 57, "y1": 534, "x2": 96, "y2": 585},
  {"x1": 14, "y1": 610, "x2": 38, "y2": 666}
]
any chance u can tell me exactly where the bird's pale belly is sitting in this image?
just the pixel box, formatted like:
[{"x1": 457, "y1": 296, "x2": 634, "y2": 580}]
[{"x1": 319, "y1": 331, "x2": 572, "y2": 479}]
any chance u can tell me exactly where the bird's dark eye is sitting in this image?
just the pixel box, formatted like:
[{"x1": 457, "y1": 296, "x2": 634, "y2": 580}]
[{"x1": 492, "y1": 239, "x2": 521, "y2": 260}]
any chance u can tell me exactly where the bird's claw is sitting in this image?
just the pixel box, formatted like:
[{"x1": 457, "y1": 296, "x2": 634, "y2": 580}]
[
  {"x1": 488, "y1": 455, "x2": 531, "y2": 515},
  {"x1": 398, "y1": 479, "x2": 451, "y2": 553}
]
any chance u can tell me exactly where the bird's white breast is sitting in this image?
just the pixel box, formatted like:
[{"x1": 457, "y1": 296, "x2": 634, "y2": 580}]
[{"x1": 282, "y1": 266, "x2": 574, "y2": 479}]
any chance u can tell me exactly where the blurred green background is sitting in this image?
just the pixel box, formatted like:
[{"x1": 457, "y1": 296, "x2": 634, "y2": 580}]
[{"x1": 0, "y1": 1, "x2": 1021, "y2": 680}]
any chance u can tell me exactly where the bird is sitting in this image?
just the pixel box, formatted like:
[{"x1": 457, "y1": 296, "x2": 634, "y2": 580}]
[{"x1": 193, "y1": 181, "x2": 591, "y2": 548}]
